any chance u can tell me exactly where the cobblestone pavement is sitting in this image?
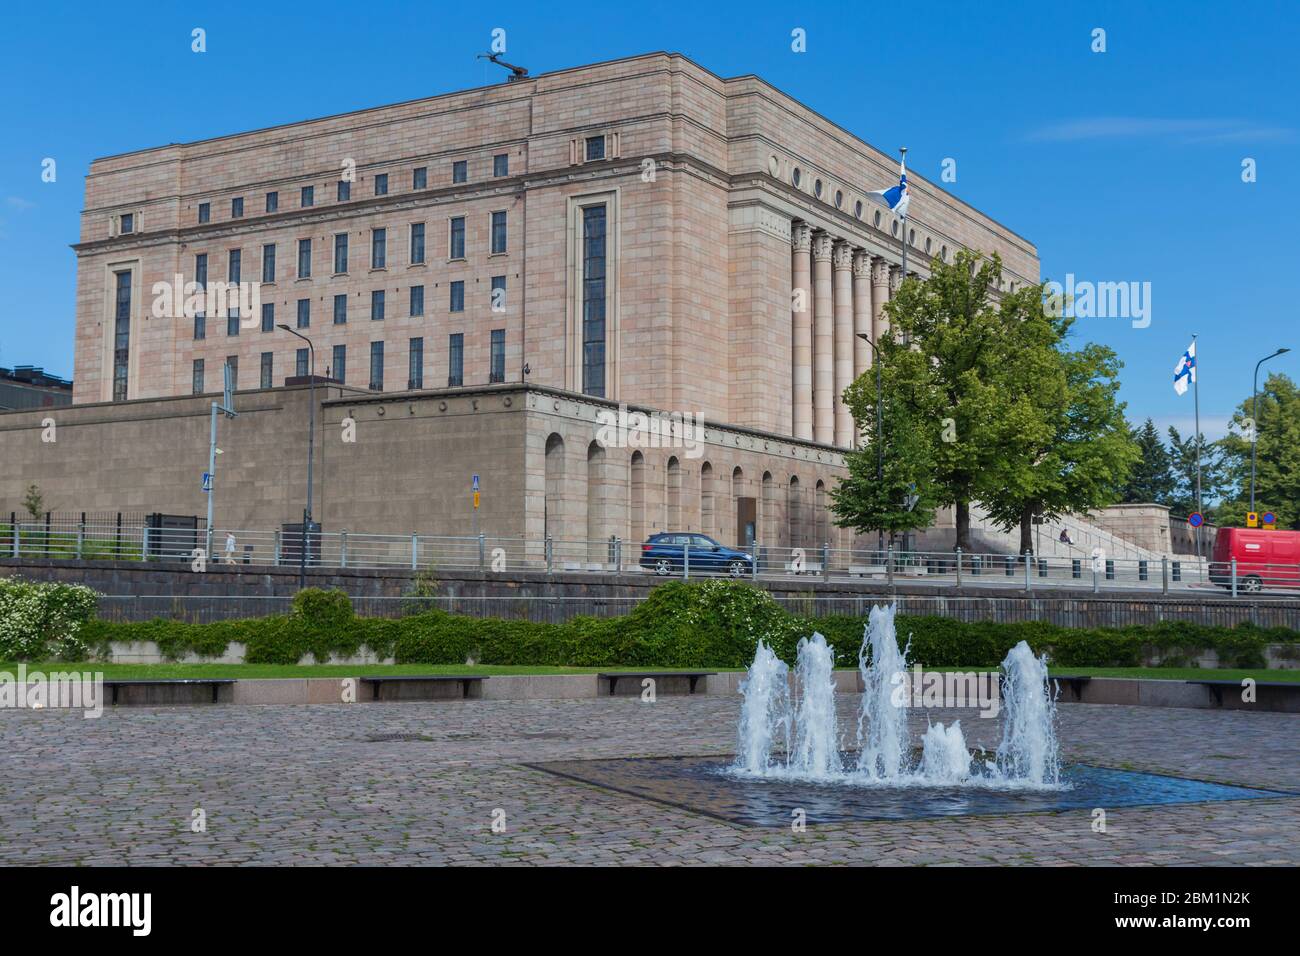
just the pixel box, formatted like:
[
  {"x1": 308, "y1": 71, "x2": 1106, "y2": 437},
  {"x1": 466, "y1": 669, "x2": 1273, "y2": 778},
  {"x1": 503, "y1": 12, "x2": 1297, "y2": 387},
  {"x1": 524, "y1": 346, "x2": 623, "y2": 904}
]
[{"x1": 0, "y1": 697, "x2": 1295, "y2": 865}]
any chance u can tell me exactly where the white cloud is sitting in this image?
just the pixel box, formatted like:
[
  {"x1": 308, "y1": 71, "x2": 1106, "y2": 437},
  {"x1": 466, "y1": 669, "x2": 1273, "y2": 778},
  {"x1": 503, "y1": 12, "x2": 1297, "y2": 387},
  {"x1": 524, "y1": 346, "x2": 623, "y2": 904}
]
[{"x1": 1150, "y1": 413, "x2": 1234, "y2": 442}]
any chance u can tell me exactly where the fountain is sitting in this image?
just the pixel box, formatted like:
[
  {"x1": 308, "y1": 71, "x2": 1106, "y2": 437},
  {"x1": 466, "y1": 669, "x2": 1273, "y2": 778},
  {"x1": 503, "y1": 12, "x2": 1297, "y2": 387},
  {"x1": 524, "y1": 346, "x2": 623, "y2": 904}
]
[{"x1": 733, "y1": 602, "x2": 1063, "y2": 790}]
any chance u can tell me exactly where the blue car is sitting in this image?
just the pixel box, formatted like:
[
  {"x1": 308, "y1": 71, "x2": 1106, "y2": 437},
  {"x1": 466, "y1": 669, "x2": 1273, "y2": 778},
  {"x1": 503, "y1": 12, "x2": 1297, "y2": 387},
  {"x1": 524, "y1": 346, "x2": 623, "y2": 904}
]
[{"x1": 640, "y1": 533, "x2": 754, "y2": 576}]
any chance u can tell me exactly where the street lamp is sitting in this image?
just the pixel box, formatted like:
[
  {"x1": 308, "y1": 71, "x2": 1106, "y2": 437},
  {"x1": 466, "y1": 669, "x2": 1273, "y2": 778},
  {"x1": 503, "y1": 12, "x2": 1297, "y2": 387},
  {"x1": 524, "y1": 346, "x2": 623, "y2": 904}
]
[
  {"x1": 856, "y1": 332, "x2": 885, "y2": 556},
  {"x1": 278, "y1": 324, "x2": 317, "y2": 588},
  {"x1": 1251, "y1": 347, "x2": 1291, "y2": 512}
]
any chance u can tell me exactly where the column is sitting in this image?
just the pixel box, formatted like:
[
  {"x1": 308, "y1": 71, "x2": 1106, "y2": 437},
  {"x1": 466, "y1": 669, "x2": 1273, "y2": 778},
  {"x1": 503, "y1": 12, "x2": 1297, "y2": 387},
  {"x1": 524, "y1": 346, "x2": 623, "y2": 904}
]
[
  {"x1": 791, "y1": 222, "x2": 813, "y2": 441},
  {"x1": 812, "y1": 231, "x2": 835, "y2": 444},
  {"x1": 852, "y1": 250, "x2": 874, "y2": 449},
  {"x1": 832, "y1": 240, "x2": 854, "y2": 448},
  {"x1": 871, "y1": 256, "x2": 892, "y2": 346}
]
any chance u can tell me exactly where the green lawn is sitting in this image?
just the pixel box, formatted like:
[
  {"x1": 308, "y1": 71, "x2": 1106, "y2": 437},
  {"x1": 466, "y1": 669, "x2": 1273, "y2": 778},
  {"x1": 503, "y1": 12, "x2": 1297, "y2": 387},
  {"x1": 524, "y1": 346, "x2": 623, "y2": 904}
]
[{"x1": 0, "y1": 662, "x2": 1295, "y2": 682}]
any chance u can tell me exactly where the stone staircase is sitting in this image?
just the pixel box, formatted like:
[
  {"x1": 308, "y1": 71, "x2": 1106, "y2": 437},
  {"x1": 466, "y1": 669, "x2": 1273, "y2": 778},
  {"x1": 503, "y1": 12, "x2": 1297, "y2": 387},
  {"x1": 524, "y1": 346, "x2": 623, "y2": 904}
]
[{"x1": 965, "y1": 502, "x2": 1166, "y2": 562}]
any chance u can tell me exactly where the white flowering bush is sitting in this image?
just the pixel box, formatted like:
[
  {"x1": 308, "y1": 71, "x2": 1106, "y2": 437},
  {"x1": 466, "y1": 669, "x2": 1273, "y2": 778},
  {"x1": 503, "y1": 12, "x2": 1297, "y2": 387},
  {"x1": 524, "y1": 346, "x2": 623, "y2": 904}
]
[{"x1": 0, "y1": 577, "x2": 100, "y2": 660}]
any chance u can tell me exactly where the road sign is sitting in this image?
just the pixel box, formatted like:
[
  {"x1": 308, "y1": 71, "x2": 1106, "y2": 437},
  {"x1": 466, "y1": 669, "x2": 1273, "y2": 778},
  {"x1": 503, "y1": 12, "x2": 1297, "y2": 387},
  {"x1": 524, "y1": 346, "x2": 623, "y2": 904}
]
[
  {"x1": 1263, "y1": 512, "x2": 1277, "y2": 525},
  {"x1": 473, "y1": 491, "x2": 480, "y2": 510},
  {"x1": 1188, "y1": 512, "x2": 1203, "y2": 528},
  {"x1": 1247, "y1": 511, "x2": 1259, "y2": 528},
  {"x1": 201, "y1": 472, "x2": 212, "y2": 493},
  {"x1": 472, "y1": 474, "x2": 480, "y2": 492}
]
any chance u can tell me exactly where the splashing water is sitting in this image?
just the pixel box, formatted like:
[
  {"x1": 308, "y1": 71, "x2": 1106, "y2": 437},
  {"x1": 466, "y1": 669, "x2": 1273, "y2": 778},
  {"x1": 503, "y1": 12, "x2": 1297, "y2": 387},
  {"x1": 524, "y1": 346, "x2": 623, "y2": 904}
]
[
  {"x1": 856, "y1": 603, "x2": 911, "y2": 780},
  {"x1": 731, "y1": 605, "x2": 1064, "y2": 791},
  {"x1": 919, "y1": 720, "x2": 972, "y2": 783},
  {"x1": 789, "y1": 633, "x2": 842, "y2": 777},
  {"x1": 994, "y1": 641, "x2": 1061, "y2": 787},
  {"x1": 735, "y1": 641, "x2": 790, "y2": 775}
]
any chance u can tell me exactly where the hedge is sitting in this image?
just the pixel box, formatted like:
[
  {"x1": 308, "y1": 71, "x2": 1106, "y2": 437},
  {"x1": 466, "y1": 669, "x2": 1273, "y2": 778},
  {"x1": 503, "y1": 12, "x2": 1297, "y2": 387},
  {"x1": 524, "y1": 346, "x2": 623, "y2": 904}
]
[{"x1": 67, "y1": 581, "x2": 1299, "y2": 669}]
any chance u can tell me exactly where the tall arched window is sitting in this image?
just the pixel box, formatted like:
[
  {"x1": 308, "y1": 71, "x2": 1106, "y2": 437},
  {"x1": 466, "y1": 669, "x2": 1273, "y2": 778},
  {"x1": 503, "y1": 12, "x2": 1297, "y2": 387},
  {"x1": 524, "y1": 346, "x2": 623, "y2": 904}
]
[{"x1": 666, "y1": 456, "x2": 682, "y2": 529}]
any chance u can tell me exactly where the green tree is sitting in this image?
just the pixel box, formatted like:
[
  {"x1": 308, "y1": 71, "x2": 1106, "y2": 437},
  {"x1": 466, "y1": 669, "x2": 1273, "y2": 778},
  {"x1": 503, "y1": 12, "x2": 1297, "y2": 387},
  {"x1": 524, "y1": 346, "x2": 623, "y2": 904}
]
[
  {"x1": 1166, "y1": 425, "x2": 1227, "y2": 517},
  {"x1": 980, "y1": 334, "x2": 1138, "y2": 554},
  {"x1": 1216, "y1": 372, "x2": 1300, "y2": 529},
  {"x1": 22, "y1": 484, "x2": 45, "y2": 522},
  {"x1": 1120, "y1": 418, "x2": 1176, "y2": 505}
]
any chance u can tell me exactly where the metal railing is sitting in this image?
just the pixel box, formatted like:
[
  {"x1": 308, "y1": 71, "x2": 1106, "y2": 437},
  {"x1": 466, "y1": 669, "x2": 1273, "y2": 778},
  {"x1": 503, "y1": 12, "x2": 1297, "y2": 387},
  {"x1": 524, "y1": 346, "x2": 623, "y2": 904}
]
[{"x1": 5, "y1": 520, "x2": 1300, "y2": 599}]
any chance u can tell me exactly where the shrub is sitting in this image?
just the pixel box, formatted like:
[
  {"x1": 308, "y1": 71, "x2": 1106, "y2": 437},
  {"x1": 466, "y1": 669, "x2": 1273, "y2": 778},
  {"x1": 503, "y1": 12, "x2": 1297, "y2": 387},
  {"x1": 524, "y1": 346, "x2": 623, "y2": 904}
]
[{"x1": 0, "y1": 577, "x2": 101, "y2": 660}]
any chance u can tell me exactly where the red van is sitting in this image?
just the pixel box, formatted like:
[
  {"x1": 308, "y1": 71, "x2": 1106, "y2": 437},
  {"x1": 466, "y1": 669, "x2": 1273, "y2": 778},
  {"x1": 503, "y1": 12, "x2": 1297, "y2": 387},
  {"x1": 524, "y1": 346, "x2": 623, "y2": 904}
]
[{"x1": 1209, "y1": 527, "x2": 1300, "y2": 592}]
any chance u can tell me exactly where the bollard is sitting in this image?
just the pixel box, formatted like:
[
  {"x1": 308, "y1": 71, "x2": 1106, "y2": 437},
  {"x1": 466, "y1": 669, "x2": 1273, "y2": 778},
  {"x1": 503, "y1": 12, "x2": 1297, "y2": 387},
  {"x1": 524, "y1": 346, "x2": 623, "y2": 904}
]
[
  {"x1": 1092, "y1": 567, "x2": 1100, "y2": 593},
  {"x1": 411, "y1": 532, "x2": 419, "y2": 570},
  {"x1": 1005, "y1": 556, "x2": 1015, "y2": 577},
  {"x1": 684, "y1": 542, "x2": 691, "y2": 579},
  {"x1": 274, "y1": 530, "x2": 282, "y2": 567},
  {"x1": 138, "y1": 526, "x2": 146, "y2": 562},
  {"x1": 822, "y1": 542, "x2": 830, "y2": 582},
  {"x1": 545, "y1": 535, "x2": 553, "y2": 574},
  {"x1": 1024, "y1": 552, "x2": 1032, "y2": 591},
  {"x1": 955, "y1": 547, "x2": 963, "y2": 586},
  {"x1": 752, "y1": 542, "x2": 759, "y2": 582},
  {"x1": 971, "y1": 554, "x2": 982, "y2": 576},
  {"x1": 886, "y1": 546, "x2": 895, "y2": 587},
  {"x1": 613, "y1": 536, "x2": 621, "y2": 573},
  {"x1": 1230, "y1": 557, "x2": 1238, "y2": 598},
  {"x1": 1162, "y1": 556, "x2": 1169, "y2": 594},
  {"x1": 478, "y1": 532, "x2": 486, "y2": 569},
  {"x1": 340, "y1": 530, "x2": 349, "y2": 568}
]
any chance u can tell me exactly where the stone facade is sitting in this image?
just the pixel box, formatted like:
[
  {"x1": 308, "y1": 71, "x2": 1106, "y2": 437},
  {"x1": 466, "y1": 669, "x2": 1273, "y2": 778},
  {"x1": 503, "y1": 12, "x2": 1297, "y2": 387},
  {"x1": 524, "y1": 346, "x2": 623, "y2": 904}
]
[{"x1": 34, "y1": 53, "x2": 1038, "y2": 545}]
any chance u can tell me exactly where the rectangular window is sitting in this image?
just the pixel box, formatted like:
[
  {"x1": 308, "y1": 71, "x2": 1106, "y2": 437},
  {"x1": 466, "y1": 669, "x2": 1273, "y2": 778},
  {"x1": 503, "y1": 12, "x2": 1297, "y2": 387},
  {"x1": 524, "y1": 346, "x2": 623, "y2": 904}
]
[
  {"x1": 337, "y1": 180, "x2": 351, "y2": 202},
  {"x1": 493, "y1": 154, "x2": 509, "y2": 177},
  {"x1": 334, "y1": 233, "x2": 348, "y2": 274},
  {"x1": 260, "y1": 351, "x2": 273, "y2": 389},
  {"x1": 261, "y1": 243, "x2": 276, "y2": 283},
  {"x1": 192, "y1": 359, "x2": 204, "y2": 395},
  {"x1": 113, "y1": 271, "x2": 132, "y2": 401},
  {"x1": 490, "y1": 211, "x2": 507, "y2": 254},
  {"x1": 195, "y1": 253, "x2": 208, "y2": 289},
  {"x1": 452, "y1": 160, "x2": 467, "y2": 183},
  {"x1": 581, "y1": 204, "x2": 607, "y2": 397},
  {"x1": 369, "y1": 341, "x2": 384, "y2": 391},
  {"x1": 228, "y1": 248, "x2": 241, "y2": 284},
  {"x1": 410, "y1": 222, "x2": 425, "y2": 264},
  {"x1": 296, "y1": 348, "x2": 309, "y2": 377},
  {"x1": 332, "y1": 344, "x2": 346, "y2": 384},
  {"x1": 371, "y1": 289, "x2": 385, "y2": 321},
  {"x1": 413, "y1": 166, "x2": 427, "y2": 189},
  {"x1": 333, "y1": 294, "x2": 347, "y2": 325},
  {"x1": 410, "y1": 284, "x2": 424, "y2": 317},
  {"x1": 225, "y1": 356, "x2": 238, "y2": 390},
  {"x1": 265, "y1": 191, "x2": 278, "y2": 213},
  {"x1": 408, "y1": 337, "x2": 423, "y2": 389},
  {"x1": 489, "y1": 329, "x2": 505, "y2": 383},
  {"x1": 231, "y1": 197, "x2": 244, "y2": 218},
  {"x1": 227, "y1": 308, "x2": 240, "y2": 336},
  {"x1": 194, "y1": 313, "x2": 206, "y2": 340},
  {"x1": 448, "y1": 333, "x2": 464, "y2": 387},
  {"x1": 301, "y1": 185, "x2": 314, "y2": 208},
  {"x1": 490, "y1": 275, "x2": 506, "y2": 313},
  {"x1": 374, "y1": 173, "x2": 388, "y2": 196},
  {"x1": 449, "y1": 217, "x2": 465, "y2": 259},
  {"x1": 198, "y1": 202, "x2": 210, "y2": 223},
  {"x1": 371, "y1": 228, "x2": 386, "y2": 268},
  {"x1": 120, "y1": 213, "x2": 134, "y2": 234},
  {"x1": 449, "y1": 280, "x2": 464, "y2": 313},
  {"x1": 297, "y1": 238, "x2": 312, "y2": 278},
  {"x1": 297, "y1": 298, "x2": 310, "y2": 329},
  {"x1": 585, "y1": 135, "x2": 606, "y2": 161},
  {"x1": 260, "y1": 302, "x2": 274, "y2": 333}
]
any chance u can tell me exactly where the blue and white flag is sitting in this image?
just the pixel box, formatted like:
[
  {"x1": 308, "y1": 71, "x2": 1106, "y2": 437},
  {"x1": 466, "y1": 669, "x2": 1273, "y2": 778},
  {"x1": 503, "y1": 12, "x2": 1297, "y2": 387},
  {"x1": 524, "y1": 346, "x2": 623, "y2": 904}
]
[
  {"x1": 869, "y1": 154, "x2": 910, "y2": 219},
  {"x1": 1173, "y1": 340, "x2": 1196, "y2": 395}
]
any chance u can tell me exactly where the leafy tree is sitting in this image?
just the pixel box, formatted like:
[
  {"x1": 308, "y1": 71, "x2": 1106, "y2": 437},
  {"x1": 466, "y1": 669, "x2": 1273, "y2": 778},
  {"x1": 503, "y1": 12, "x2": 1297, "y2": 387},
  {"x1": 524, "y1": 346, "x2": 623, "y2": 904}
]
[
  {"x1": 22, "y1": 484, "x2": 45, "y2": 522},
  {"x1": 1120, "y1": 418, "x2": 1176, "y2": 505},
  {"x1": 1216, "y1": 372, "x2": 1300, "y2": 529},
  {"x1": 1166, "y1": 425, "x2": 1228, "y2": 517}
]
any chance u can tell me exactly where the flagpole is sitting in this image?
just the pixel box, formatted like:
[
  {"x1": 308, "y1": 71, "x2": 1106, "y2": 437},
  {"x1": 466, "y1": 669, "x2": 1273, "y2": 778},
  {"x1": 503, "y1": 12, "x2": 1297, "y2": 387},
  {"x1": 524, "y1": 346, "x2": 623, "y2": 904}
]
[
  {"x1": 898, "y1": 147, "x2": 908, "y2": 554},
  {"x1": 1192, "y1": 332, "x2": 1202, "y2": 562}
]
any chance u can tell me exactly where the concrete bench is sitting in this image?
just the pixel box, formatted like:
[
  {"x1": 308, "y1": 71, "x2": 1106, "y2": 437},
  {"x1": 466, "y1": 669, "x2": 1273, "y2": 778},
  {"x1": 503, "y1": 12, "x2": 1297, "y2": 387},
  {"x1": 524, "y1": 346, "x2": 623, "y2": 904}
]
[
  {"x1": 104, "y1": 679, "x2": 235, "y2": 706},
  {"x1": 358, "y1": 675, "x2": 488, "y2": 701},
  {"x1": 598, "y1": 671, "x2": 715, "y2": 696},
  {"x1": 784, "y1": 562, "x2": 823, "y2": 575},
  {"x1": 848, "y1": 564, "x2": 887, "y2": 578},
  {"x1": 1187, "y1": 679, "x2": 1300, "y2": 711},
  {"x1": 1050, "y1": 675, "x2": 1092, "y2": 702}
]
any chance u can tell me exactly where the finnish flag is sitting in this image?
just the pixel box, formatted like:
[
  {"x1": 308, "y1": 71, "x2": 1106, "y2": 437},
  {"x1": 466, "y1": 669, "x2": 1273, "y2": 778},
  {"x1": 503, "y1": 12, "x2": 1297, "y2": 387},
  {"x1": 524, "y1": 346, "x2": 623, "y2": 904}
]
[
  {"x1": 1173, "y1": 341, "x2": 1196, "y2": 395},
  {"x1": 869, "y1": 155, "x2": 910, "y2": 219}
]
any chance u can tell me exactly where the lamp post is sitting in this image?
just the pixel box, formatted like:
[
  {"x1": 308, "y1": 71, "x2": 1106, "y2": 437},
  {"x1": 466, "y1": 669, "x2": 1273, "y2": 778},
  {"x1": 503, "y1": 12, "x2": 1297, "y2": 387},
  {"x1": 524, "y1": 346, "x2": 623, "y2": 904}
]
[
  {"x1": 855, "y1": 331, "x2": 885, "y2": 556},
  {"x1": 1250, "y1": 347, "x2": 1291, "y2": 512},
  {"x1": 279, "y1": 324, "x2": 316, "y2": 588}
]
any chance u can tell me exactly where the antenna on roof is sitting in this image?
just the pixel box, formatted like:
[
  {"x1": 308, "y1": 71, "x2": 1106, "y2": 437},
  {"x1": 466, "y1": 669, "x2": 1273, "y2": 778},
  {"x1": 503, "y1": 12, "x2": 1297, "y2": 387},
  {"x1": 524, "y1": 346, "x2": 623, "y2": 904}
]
[{"x1": 477, "y1": 52, "x2": 529, "y2": 82}]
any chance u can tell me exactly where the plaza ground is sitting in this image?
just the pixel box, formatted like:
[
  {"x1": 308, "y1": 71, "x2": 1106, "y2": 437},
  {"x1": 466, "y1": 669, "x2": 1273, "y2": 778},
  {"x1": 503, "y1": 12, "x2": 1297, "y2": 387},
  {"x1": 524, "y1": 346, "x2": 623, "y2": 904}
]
[{"x1": 0, "y1": 697, "x2": 1295, "y2": 865}]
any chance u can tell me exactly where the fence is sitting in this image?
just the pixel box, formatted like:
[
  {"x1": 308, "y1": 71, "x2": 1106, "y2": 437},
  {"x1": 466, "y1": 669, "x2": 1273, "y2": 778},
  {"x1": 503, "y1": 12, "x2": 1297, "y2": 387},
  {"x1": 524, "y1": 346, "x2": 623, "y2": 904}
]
[{"x1": 5, "y1": 519, "x2": 1300, "y2": 599}]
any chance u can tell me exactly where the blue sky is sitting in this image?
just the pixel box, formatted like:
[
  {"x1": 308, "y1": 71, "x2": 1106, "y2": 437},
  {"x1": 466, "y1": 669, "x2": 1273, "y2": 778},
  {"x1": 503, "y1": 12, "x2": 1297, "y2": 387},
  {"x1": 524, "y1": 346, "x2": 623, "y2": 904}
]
[{"x1": 1, "y1": 0, "x2": 1296, "y2": 439}]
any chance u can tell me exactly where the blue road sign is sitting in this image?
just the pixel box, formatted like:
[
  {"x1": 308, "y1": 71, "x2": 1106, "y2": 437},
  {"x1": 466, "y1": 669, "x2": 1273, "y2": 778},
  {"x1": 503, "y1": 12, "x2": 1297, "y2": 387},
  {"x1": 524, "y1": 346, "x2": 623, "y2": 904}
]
[
  {"x1": 201, "y1": 472, "x2": 212, "y2": 493},
  {"x1": 1187, "y1": 512, "x2": 1203, "y2": 528},
  {"x1": 472, "y1": 474, "x2": 480, "y2": 492},
  {"x1": 1263, "y1": 512, "x2": 1277, "y2": 525}
]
